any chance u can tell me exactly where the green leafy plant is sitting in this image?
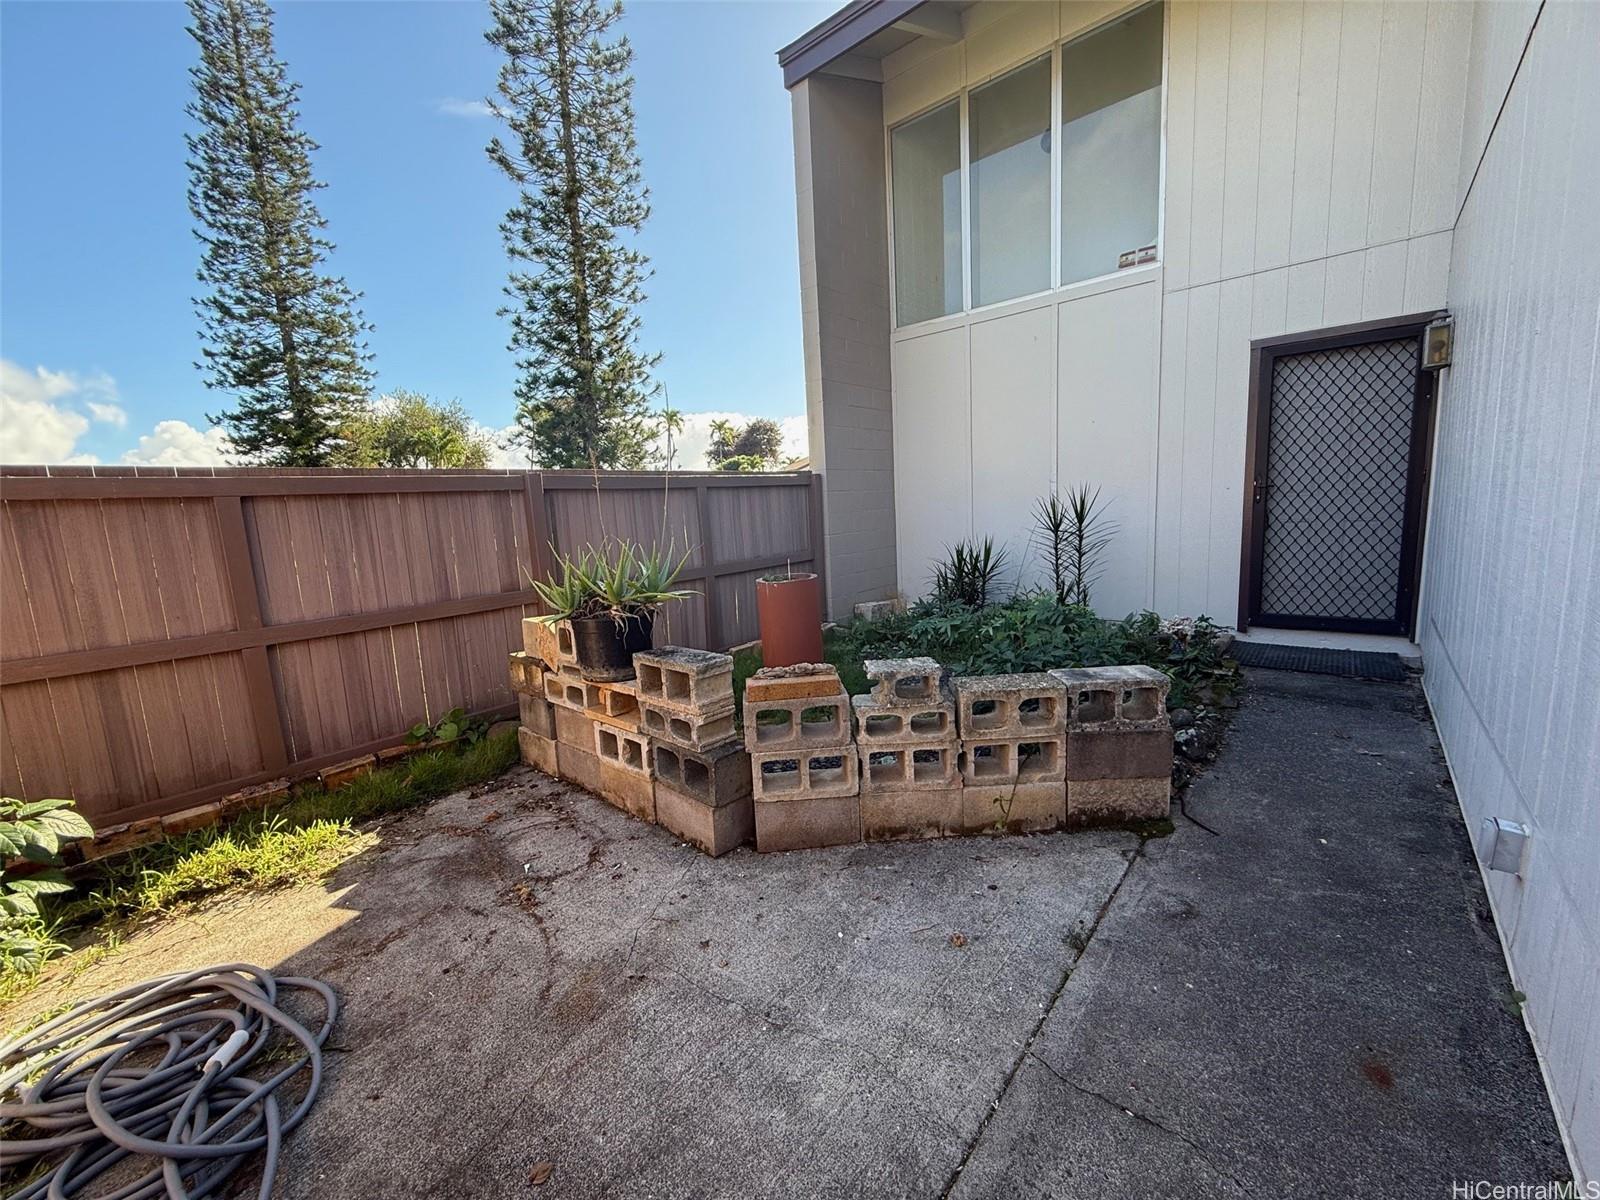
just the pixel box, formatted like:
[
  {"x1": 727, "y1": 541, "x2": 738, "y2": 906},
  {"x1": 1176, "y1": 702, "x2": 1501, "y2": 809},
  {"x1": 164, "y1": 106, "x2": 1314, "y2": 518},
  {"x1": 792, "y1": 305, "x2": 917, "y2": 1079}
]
[
  {"x1": 1032, "y1": 485, "x2": 1118, "y2": 608},
  {"x1": 1, "y1": 796, "x2": 93, "y2": 971},
  {"x1": 528, "y1": 539, "x2": 693, "y2": 625},
  {"x1": 405, "y1": 706, "x2": 490, "y2": 747},
  {"x1": 932, "y1": 537, "x2": 1009, "y2": 608}
]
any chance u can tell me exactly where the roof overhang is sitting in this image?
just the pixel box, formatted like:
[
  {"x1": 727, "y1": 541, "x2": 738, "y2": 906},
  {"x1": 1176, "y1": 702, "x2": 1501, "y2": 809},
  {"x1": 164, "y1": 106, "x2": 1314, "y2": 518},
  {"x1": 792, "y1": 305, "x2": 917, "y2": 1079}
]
[{"x1": 777, "y1": 1, "x2": 964, "y2": 89}]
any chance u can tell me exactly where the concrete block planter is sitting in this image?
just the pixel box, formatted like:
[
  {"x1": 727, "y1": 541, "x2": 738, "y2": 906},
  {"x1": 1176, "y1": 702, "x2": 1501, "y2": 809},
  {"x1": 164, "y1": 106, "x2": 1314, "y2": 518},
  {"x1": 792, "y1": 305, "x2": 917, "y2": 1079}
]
[
  {"x1": 508, "y1": 651, "x2": 544, "y2": 696},
  {"x1": 851, "y1": 694, "x2": 955, "y2": 745},
  {"x1": 555, "y1": 741, "x2": 602, "y2": 795},
  {"x1": 640, "y1": 700, "x2": 737, "y2": 752},
  {"x1": 861, "y1": 786, "x2": 962, "y2": 841},
  {"x1": 519, "y1": 727, "x2": 559, "y2": 776},
  {"x1": 597, "y1": 761, "x2": 656, "y2": 822},
  {"x1": 960, "y1": 781, "x2": 1065, "y2": 835},
  {"x1": 754, "y1": 795, "x2": 860, "y2": 852},
  {"x1": 863, "y1": 657, "x2": 943, "y2": 706},
  {"x1": 1064, "y1": 728, "x2": 1172, "y2": 780},
  {"x1": 593, "y1": 724, "x2": 652, "y2": 778},
  {"x1": 634, "y1": 647, "x2": 735, "y2": 714},
  {"x1": 743, "y1": 692, "x2": 850, "y2": 752},
  {"x1": 954, "y1": 674, "x2": 1069, "y2": 739},
  {"x1": 553, "y1": 704, "x2": 595, "y2": 751},
  {"x1": 652, "y1": 741, "x2": 751, "y2": 809},
  {"x1": 745, "y1": 663, "x2": 842, "y2": 703},
  {"x1": 959, "y1": 737, "x2": 1066, "y2": 785},
  {"x1": 750, "y1": 747, "x2": 859, "y2": 801},
  {"x1": 656, "y1": 782, "x2": 754, "y2": 856},
  {"x1": 519, "y1": 693, "x2": 556, "y2": 740},
  {"x1": 861, "y1": 744, "x2": 960, "y2": 791},
  {"x1": 1067, "y1": 777, "x2": 1170, "y2": 828},
  {"x1": 1051, "y1": 665, "x2": 1170, "y2": 729}
]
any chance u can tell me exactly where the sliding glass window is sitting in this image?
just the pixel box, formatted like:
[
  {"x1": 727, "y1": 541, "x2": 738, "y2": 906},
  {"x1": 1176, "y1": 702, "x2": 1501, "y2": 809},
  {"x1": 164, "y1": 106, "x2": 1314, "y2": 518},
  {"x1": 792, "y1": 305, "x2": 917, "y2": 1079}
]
[
  {"x1": 890, "y1": 100, "x2": 962, "y2": 326},
  {"x1": 969, "y1": 55, "x2": 1051, "y2": 308},
  {"x1": 1060, "y1": 3, "x2": 1164, "y2": 286}
]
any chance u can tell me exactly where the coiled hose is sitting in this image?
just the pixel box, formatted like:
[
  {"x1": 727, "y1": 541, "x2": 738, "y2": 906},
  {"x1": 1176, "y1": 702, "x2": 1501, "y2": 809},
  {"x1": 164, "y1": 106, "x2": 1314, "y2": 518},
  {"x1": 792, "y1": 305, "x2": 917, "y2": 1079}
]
[{"x1": 1, "y1": 963, "x2": 336, "y2": 1200}]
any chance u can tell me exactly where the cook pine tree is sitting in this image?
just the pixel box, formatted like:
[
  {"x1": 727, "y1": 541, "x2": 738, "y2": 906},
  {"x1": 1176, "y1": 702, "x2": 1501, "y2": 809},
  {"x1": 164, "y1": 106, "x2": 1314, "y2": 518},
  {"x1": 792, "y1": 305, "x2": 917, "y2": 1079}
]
[
  {"x1": 186, "y1": 0, "x2": 373, "y2": 466},
  {"x1": 486, "y1": 0, "x2": 660, "y2": 469}
]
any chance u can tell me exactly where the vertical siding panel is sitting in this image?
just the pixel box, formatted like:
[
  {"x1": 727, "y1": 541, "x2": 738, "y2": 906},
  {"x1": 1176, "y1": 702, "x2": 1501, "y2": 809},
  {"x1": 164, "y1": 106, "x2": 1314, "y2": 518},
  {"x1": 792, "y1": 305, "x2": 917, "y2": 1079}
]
[
  {"x1": 1208, "y1": 276, "x2": 1254, "y2": 618},
  {"x1": 1366, "y1": 0, "x2": 1426, "y2": 245},
  {"x1": 1321, "y1": 247, "x2": 1366, "y2": 325},
  {"x1": 1359, "y1": 237, "x2": 1408, "y2": 318},
  {"x1": 1161, "y1": 0, "x2": 1200, "y2": 293},
  {"x1": 1219, "y1": 2, "x2": 1266, "y2": 280},
  {"x1": 1325, "y1": 1, "x2": 1382, "y2": 257},
  {"x1": 1186, "y1": 2, "x2": 1232, "y2": 287},
  {"x1": 1288, "y1": 0, "x2": 1342, "y2": 264},
  {"x1": 1409, "y1": 0, "x2": 1471, "y2": 235},
  {"x1": 1252, "y1": 0, "x2": 1302, "y2": 272},
  {"x1": 1249, "y1": 266, "x2": 1290, "y2": 338},
  {"x1": 1402, "y1": 229, "x2": 1452, "y2": 310},
  {"x1": 1178, "y1": 283, "x2": 1219, "y2": 616},
  {"x1": 1284, "y1": 257, "x2": 1327, "y2": 332},
  {"x1": 1153, "y1": 290, "x2": 1190, "y2": 614}
]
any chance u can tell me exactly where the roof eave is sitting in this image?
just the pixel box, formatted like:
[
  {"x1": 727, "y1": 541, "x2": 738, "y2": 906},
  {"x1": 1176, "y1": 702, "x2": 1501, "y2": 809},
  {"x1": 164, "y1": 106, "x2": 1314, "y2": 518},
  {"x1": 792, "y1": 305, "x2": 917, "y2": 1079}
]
[{"x1": 775, "y1": 0, "x2": 927, "y2": 89}]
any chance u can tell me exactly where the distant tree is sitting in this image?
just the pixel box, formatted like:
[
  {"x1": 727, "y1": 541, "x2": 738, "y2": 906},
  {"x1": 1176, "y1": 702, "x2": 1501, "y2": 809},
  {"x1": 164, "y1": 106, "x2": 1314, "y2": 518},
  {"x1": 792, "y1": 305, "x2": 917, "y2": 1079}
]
[
  {"x1": 657, "y1": 400, "x2": 683, "y2": 469},
  {"x1": 705, "y1": 418, "x2": 737, "y2": 467},
  {"x1": 486, "y1": 0, "x2": 660, "y2": 469},
  {"x1": 715, "y1": 454, "x2": 769, "y2": 474},
  {"x1": 185, "y1": 0, "x2": 373, "y2": 466},
  {"x1": 334, "y1": 391, "x2": 495, "y2": 469},
  {"x1": 705, "y1": 418, "x2": 784, "y2": 470},
  {"x1": 731, "y1": 418, "x2": 784, "y2": 464}
]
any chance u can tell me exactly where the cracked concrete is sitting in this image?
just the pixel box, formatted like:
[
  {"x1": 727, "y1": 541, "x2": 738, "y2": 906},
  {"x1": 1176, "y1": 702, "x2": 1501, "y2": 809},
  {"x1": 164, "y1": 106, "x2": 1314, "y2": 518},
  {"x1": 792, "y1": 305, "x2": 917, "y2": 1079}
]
[{"x1": 4, "y1": 669, "x2": 1569, "y2": 1197}]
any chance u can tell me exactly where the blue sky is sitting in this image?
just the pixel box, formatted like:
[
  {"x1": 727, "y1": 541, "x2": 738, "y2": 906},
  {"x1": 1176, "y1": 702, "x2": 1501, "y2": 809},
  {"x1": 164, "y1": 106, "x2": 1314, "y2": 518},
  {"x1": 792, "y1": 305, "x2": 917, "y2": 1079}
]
[{"x1": 0, "y1": 0, "x2": 834, "y2": 466}]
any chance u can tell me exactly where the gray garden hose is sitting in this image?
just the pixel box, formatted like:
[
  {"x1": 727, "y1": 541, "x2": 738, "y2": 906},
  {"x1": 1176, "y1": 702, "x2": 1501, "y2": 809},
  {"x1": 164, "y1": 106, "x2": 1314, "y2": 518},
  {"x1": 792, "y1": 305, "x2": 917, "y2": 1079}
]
[{"x1": 1, "y1": 963, "x2": 336, "y2": 1200}]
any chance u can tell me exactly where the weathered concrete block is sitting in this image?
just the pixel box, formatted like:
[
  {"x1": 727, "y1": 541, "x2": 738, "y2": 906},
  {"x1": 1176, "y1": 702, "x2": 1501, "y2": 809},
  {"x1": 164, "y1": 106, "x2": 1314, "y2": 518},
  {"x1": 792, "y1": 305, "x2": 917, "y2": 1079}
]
[
  {"x1": 553, "y1": 703, "x2": 594, "y2": 750},
  {"x1": 864, "y1": 657, "x2": 943, "y2": 706},
  {"x1": 1051, "y1": 665, "x2": 1170, "y2": 729},
  {"x1": 640, "y1": 700, "x2": 737, "y2": 752},
  {"x1": 544, "y1": 670, "x2": 601, "y2": 712},
  {"x1": 555, "y1": 741, "x2": 602, "y2": 795},
  {"x1": 655, "y1": 781, "x2": 754, "y2": 857},
  {"x1": 220, "y1": 778, "x2": 290, "y2": 819},
  {"x1": 852, "y1": 693, "x2": 955, "y2": 744},
  {"x1": 160, "y1": 802, "x2": 220, "y2": 837},
  {"x1": 751, "y1": 747, "x2": 859, "y2": 801},
  {"x1": 597, "y1": 760, "x2": 656, "y2": 822},
  {"x1": 593, "y1": 723, "x2": 652, "y2": 778},
  {"x1": 861, "y1": 786, "x2": 962, "y2": 841},
  {"x1": 634, "y1": 647, "x2": 734, "y2": 714},
  {"x1": 508, "y1": 651, "x2": 545, "y2": 696},
  {"x1": 960, "y1": 736, "x2": 1066, "y2": 785},
  {"x1": 522, "y1": 616, "x2": 573, "y2": 671},
  {"x1": 1067, "y1": 777, "x2": 1170, "y2": 829},
  {"x1": 519, "y1": 727, "x2": 559, "y2": 776},
  {"x1": 519, "y1": 693, "x2": 556, "y2": 739},
  {"x1": 954, "y1": 674, "x2": 1068, "y2": 738},
  {"x1": 586, "y1": 680, "x2": 640, "y2": 728},
  {"x1": 744, "y1": 663, "x2": 841, "y2": 703},
  {"x1": 743, "y1": 692, "x2": 849, "y2": 752},
  {"x1": 652, "y1": 740, "x2": 751, "y2": 809},
  {"x1": 853, "y1": 598, "x2": 904, "y2": 623},
  {"x1": 319, "y1": 755, "x2": 375, "y2": 791},
  {"x1": 860, "y1": 743, "x2": 960, "y2": 791},
  {"x1": 960, "y1": 780, "x2": 1066, "y2": 835},
  {"x1": 754, "y1": 794, "x2": 861, "y2": 852},
  {"x1": 1065, "y1": 727, "x2": 1173, "y2": 781}
]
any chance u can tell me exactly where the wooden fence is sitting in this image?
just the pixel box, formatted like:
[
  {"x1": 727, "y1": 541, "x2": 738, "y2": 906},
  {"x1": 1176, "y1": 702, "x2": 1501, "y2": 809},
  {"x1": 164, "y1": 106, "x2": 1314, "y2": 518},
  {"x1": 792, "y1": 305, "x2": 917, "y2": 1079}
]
[{"x1": 0, "y1": 466, "x2": 821, "y2": 828}]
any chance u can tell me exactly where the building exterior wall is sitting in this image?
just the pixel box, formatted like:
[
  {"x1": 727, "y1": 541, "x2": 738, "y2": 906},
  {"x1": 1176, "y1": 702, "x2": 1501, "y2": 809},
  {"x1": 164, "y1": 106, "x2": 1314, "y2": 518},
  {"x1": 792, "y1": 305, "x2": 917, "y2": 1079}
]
[
  {"x1": 1419, "y1": 0, "x2": 1600, "y2": 1179},
  {"x1": 792, "y1": 74, "x2": 898, "y2": 621},
  {"x1": 875, "y1": 0, "x2": 1466, "y2": 616}
]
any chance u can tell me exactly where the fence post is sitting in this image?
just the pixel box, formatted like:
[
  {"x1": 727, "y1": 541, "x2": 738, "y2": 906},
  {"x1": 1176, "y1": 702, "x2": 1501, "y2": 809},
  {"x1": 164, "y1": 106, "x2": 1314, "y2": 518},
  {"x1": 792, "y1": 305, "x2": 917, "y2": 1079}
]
[{"x1": 212, "y1": 495, "x2": 290, "y2": 772}]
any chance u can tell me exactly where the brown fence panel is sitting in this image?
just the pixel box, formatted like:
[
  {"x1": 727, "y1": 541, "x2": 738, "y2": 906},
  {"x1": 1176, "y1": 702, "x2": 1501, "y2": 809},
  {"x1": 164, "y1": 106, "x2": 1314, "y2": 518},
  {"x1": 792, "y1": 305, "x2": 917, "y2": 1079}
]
[{"x1": 0, "y1": 466, "x2": 818, "y2": 827}]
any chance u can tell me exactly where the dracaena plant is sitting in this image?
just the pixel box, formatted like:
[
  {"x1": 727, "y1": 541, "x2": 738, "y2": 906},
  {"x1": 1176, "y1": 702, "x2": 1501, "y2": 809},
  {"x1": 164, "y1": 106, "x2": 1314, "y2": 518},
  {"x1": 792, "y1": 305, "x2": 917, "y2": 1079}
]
[
  {"x1": 1, "y1": 796, "x2": 93, "y2": 971},
  {"x1": 526, "y1": 540, "x2": 693, "y2": 624}
]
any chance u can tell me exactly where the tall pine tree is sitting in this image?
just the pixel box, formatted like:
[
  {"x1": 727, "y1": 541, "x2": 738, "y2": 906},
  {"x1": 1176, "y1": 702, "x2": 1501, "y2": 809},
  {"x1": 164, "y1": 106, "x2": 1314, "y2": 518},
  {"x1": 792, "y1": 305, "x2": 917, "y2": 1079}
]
[
  {"x1": 185, "y1": 0, "x2": 373, "y2": 466},
  {"x1": 486, "y1": 0, "x2": 660, "y2": 469}
]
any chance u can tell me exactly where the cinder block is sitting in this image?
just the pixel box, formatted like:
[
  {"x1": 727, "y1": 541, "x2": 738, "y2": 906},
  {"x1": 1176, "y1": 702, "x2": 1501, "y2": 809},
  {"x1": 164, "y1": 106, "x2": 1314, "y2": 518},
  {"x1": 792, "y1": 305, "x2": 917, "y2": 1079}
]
[
  {"x1": 519, "y1": 693, "x2": 556, "y2": 739},
  {"x1": 861, "y1": 786, "x2": 961, "y2": 841},
  {"x1": 960, "y1": 737, "x2": 1066, "y2": 785},
  {"x1": 754, "y1": 794, "x2": 861, "y2": 852},
  {"x1": 960, "y1": 780, "x2": 1066, "y2": 835},
  {"x1": 545, "y1": 670, "x2": 601, "y2": 712},
  {"x1": 556, "y1": 741, "x2": 602, "y2": 794},
  {"x1": 743, "y1": 692, "x2": 849, "y2": 752},
  {"x1": 744, "y1": 663, "x2": 841, "y2": 703},
  {"x1": 633, "y1": 647, "x2": 734, "y2": 714},
  {"x1": 640, "y1": 700, "x2": 737, "y2": 752},
  {"x1": 593, "y1": 723, "x2": 652, "y2": 777},
  {"x1": 853, "y1": 598, "x2": 904, "y2": 623},
  {"x1": 864, "y1": 656, "x2": 943, "y2": 706},
  {"x1": 652, "y1": 740, "x2": 751, "y2": 809},
  {"x1": 519, "y1": 727, "x2": 559, "y2": 775},
  {"x1": 508, "y1": 651, "x2": 545, "y2": 696},
  {"x1": 319, "y1": 755, "x2": 375, "y2": 791},
  {"x1": 1065, "y1": 728, "x2": 1172, "y2": 781},
  {"x1": 160, "y1": 802, "x2": 220, "y2": 837},
  {"x1": 852, "y1": 693, "x2": 955, "y2": 744},
  {"x1": 860, "y1": 743, "x2": 960, "y2": 791},
  {"x1": 1067, "y1": 777, "x2": 1170, "y2": 829},
  {"x1": 220, "y1": 778, "x2": 290, "y2": 819},
  {"x1": 522, "y1": 616, "x2": 572, "y2": 670},
  {"x1": 553, "y1": 704, "x2": 594, "y2": 750},
  {"x1": 954, "y1": 674, "x2": 1068, "y2": 738},
  {"x1": 1051, "y1": 665, "x2": 1170, "y2": 729},
  {"x1": 597, "y1": 761, "x2": 656, "y2": 822},
  {"x1": 751, "y1": 747, "x2": 859, "y2": 801},
  {"x1": 655, "y1": 781, "x2": 754, "y2": 856}
]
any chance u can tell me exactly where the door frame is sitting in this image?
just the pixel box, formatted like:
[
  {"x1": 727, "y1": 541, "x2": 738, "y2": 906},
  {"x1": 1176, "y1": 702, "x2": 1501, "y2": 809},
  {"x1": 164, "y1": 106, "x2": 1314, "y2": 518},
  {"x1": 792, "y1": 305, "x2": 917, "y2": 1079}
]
[{"x1": 1237, "y1": 312, "x2": 1441, "y2": 637}]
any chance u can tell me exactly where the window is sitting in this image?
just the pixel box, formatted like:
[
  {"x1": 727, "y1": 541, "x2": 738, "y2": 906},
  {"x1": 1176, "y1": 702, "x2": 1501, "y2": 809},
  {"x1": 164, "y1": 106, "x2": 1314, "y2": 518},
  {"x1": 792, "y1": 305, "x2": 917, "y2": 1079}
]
[
  {"x1": 891, "y1": 100, "x2": 962, "y2": 325},
  {"x1": 1060, "y1": 3, "x2": 1164, "y2": 286},
  {"x1": 969, "y1": 55, "x2": 1051, "y2": 307}
]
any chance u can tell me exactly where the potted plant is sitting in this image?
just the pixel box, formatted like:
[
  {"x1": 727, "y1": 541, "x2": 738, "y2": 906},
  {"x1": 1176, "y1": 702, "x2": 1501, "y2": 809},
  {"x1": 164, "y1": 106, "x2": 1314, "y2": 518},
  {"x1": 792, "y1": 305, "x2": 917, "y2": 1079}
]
[
  {"x1": 531, "y1": 541, "x2": 692, "y2": 682},
  {"x1": 755, "y1": 564, "x2": 824, "y2": 667}
]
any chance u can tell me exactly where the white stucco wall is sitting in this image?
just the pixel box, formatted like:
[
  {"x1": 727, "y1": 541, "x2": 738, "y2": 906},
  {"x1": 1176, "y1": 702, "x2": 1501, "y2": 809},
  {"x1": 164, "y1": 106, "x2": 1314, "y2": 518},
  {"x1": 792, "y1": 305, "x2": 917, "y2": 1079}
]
[{"x1": 1419, "y1": 0, "x2": 1600, "y2": 1179}]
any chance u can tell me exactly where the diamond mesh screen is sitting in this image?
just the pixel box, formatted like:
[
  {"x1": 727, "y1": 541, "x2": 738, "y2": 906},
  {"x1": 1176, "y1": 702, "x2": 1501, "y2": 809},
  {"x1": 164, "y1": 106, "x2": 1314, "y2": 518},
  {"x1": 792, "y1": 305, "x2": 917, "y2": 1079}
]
[{"x1": 1259, "y1": 337, "x2": 1418, "y2": 623}]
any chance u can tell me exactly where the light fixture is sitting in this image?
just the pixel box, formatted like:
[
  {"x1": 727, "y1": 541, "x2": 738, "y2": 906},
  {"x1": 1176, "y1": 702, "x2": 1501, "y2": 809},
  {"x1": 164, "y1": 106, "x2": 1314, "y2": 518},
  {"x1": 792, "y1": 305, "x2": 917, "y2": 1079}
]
[{"x1": 1421, "y1": 313, "x2": 1453, "y2": 371}]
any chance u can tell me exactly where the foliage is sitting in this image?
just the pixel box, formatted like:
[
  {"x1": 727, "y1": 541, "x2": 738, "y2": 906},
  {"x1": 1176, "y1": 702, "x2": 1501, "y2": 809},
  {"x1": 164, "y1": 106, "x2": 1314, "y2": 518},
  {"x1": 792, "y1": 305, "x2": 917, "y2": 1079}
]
[
  {"x1": 528, "y1": 539, "x2": 692, "y2": 621},
  {"x1": 334, "y1": 391, "x2": 496, "y2": 469},
  {"x1": 1031, "y1": 486, "x2": 1118, "y2": 608},
  {"x1": 828, "y1": 596, "x2": 1237, "y2": 710},
  {"x1": 657, "y1": 401, "x2": 684, "y2": 469},
  {"x1": 706, "y1": 418, "x2": 784, "y2": 469},
  {"x1": 185, "y1": 0, "x2": 374, "y2": 466},
  {"x1": 932, "y1": 537, "x2": 1010, "y2": 608},
  {"x1": 406, "y1": 705, "x2": 491, "y2": 747},
  {"x1": 1, "y1": 797, "x2": 92, "y2": 974},
  {"x1": 486, "y1": 0, "x2": 661, "y2": 469}
]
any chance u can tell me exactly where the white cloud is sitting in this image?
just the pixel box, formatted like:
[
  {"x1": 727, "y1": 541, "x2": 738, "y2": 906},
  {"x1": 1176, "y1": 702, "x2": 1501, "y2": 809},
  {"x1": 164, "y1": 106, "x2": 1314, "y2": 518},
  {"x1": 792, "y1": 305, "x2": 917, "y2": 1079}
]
[
  {"x1": 120, "y1": 420, "x2": 234, "y2": 467},
  {"x1": 437, "y1": 97, "x2": 492, "y2": 118},
  {"x1": 86, "y1": 401, "x2": 128, "y2": 427},
  {"x1": 656, "y1": 411, "x2": 807, "y2": 471},
  {"x1": 0, "y1": 359, "x2": 106, "y2": 462}
]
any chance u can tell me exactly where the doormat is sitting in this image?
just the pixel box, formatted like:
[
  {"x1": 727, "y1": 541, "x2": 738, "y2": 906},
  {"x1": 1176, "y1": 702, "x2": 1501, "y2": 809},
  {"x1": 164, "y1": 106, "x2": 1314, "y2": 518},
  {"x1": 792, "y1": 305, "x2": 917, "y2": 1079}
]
[{"x1": 1231, "y1": 641, "x2": 1409, "y2": 682}]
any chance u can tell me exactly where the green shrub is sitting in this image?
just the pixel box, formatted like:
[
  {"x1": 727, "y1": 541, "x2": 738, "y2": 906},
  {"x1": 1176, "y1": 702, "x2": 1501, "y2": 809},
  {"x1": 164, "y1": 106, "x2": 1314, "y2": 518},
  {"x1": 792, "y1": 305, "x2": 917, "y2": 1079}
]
[{"x1": 932, "y1": 537, "x2": 1009, "y2": 608}]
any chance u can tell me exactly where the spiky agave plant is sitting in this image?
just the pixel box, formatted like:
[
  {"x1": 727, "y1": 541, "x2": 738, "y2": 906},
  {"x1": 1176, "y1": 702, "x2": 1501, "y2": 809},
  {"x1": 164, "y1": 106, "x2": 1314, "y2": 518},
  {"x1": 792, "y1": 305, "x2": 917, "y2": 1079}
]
[
  {"x1": 932, "y1": 536, "x2": 1009, "y2": 608},
  {"x1": 1054, "y1": 484, "x2": 1117, "y2": 609}
]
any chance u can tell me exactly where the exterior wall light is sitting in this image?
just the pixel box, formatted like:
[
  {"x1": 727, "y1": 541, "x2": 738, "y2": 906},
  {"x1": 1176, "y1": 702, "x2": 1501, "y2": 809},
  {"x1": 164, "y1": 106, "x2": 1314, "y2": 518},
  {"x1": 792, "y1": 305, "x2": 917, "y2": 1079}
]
[{"x1": 1421, "y1": 313, "x2": 1453, "y2": 371}]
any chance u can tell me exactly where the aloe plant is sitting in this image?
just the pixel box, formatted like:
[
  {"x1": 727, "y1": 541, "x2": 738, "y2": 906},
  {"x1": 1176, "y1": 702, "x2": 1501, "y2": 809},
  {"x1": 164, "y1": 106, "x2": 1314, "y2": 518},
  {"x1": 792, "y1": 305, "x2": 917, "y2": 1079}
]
[{"x1": 528, "y1": 539, "x2": 693, "y2": 623}]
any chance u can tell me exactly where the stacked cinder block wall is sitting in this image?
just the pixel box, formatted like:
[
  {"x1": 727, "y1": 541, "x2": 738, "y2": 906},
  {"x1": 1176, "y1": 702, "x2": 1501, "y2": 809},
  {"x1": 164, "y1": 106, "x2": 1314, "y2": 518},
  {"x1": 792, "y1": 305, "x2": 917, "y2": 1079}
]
[{"x1": 744, "y1": 664, "x2": 859, "y2": 851}]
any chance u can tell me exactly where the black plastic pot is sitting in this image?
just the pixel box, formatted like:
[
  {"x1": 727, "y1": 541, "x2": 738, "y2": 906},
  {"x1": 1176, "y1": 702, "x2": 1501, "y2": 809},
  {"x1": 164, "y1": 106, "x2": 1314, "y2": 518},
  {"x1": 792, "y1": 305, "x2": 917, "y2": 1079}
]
[{"x1": 571, "y1": 612, "x2": 654, "y2": 682}]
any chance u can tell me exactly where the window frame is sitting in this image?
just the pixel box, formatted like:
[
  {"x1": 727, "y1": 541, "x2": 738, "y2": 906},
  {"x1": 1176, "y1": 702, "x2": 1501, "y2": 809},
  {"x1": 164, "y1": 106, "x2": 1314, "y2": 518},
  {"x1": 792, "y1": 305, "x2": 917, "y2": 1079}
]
[{"x1": 884, "y1": 0, "x2": 1168, "y2": 333}]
